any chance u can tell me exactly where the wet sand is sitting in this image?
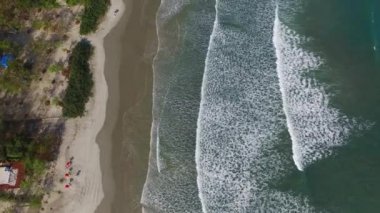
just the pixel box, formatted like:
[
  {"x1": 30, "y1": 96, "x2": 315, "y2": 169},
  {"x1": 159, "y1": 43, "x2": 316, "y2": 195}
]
[{"x1": 96, "y1": 0, "x2": 159, "y2": 212}]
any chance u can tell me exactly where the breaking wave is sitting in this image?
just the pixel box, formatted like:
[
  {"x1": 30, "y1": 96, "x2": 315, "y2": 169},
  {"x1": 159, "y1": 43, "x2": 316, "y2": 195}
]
[
  {"x1": 196, "y1": 1, "x2": 314, "y2": 212},
  {"x1": 273, "y1": 7, "x2": 370, "y2": 171}
]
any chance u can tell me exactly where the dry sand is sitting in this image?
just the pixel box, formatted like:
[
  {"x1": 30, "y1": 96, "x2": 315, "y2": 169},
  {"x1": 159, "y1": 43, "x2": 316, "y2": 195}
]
[{"x1": 43, "y1": 0, "x2": 126, "y2": 212}]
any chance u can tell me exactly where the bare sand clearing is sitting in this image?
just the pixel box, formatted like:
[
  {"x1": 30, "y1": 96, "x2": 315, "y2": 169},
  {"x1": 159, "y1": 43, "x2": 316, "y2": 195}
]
[{"x1": 43, "y1": 0, "x2": 126, "y2": 212}]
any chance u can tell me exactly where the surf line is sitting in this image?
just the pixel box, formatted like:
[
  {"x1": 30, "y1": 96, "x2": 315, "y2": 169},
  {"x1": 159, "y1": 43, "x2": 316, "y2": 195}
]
[
  {"x1": 195, "y1": 0, "x2": 220, "y2": 212},
  {"x1": 272, "y1": 7, "x2": 304, "y2": 171}
]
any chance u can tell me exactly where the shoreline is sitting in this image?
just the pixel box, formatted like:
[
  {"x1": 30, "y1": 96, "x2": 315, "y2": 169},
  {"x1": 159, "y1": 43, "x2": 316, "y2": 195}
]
[
  {"x1": 43, "y1": 0, "x2": 126, "y2": 212},
  {"x1": 96, "y1": 0, "x2": 159, "y2": 212}
]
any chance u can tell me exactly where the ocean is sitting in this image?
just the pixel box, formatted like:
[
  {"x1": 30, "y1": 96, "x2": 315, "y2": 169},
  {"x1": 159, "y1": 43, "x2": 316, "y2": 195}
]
[{"x1": 142, "y1": 0, "x2": 380, "y2": 212}]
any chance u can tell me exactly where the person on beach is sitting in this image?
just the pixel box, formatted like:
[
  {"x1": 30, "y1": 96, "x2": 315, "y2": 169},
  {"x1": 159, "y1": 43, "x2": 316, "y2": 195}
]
[{"x1": 65, "y1": 161, "x2": 72, "y2": 169}]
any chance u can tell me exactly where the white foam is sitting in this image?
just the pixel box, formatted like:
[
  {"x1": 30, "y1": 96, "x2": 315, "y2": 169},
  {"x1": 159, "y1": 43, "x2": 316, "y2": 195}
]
[
  {"x1": 156, "y1": 125, "x2": 163, "y2": 173},
  {"x1": 273, "y1": 8, "x2": 370, "y2": 171},
  {"x1": 196, "y1": 1, "x2": 315, "y2": 212},
  {"x1": 142, "y1": 0, "x2": 216, "y2": 212}
]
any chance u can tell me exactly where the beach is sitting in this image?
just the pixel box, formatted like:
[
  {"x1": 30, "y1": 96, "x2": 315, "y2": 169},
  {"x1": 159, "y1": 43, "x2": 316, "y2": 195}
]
[
  {"x1": 43, "y1": 0, "x2": 126, "y2": 212},
  {"x1": 44, "y1": 0, "x2": 159, "y2": 211}
]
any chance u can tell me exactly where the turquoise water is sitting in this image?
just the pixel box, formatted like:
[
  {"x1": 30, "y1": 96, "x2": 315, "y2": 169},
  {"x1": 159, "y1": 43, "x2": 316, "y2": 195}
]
[{"x1": 142, "y1": 0, "x2": 380, "y2": 212}]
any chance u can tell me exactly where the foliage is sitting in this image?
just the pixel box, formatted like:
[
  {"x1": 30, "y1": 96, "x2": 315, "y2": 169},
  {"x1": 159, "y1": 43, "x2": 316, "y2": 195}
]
[
  {"x1": 62, "y1": 39, "x2": 94, "y2": 117},
  {"x1": 5, "y1": 137, "x2": 24, "y2": 159},
  {"x1": 0, "y1": 191, "x2": 16, "y2": 202},
  {"x1": 0, "y1": 40, "x2": 19, "y2": 55},
  {"x1": 48, "y1": 64, "x2": 62, "y2": 73},
  {"x1": 51, "y1": 96, "x2": 62, "y2": 106},
  {"x1": 2, "y1": 134, "x2": 55, "y2": 162},
  {"x1": 24, "y1": 158, "x2": 46, "y2": 177},
  {"x1": 0, "y1": 59, "x2": 33, "y2": 93},
  {"x1": 0, "y1": 191, "x2": 43, "y2": 208},
  {"x1": 0, "y1": 0, "x2": 58, "y2": 30},
  {"x1": 66, "y1": 0, "x2": 88, "y2": 6},
  {"x1": 3, "y1": 136, "x2": 30, "y2": 160},
  {"x1": 79, "y1": 0, "x2": 109, "y2": 35},
  {"x1": 28, "y1": 194, "x2": 43, "y2": 208},
  {"x1": 17, "y1": 0, "x2": 59, "y2": 8},
  {"x1": 0, "y1": 41, "x2": 12, "y2": 52},
  {"x1": 20, "y1": 178, "x2": 32, "y2": 190},
  {"x1": 32, "y1": 20, "x2": 50, "y2": 30}
]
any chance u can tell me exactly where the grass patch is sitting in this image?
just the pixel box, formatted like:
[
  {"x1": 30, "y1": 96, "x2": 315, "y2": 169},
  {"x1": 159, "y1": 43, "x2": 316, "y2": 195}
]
[
  {"x1": 48, "y1": 64, "x2": 63, "y2": 73},
  {"x1": 32, "y1": 20, "x2": 51, "y2": 30},
  {"x1": 17, "y1": 0, "x2": 59, "y2": 8},
  {"x1": 62, "y1": 39, "x2": 94, "y2": 117},
  {"x1": 79, "y1": 0, "x2": 109, "y2": 35},
  {"x1": 0, "y1": 59, "x2": 33, "y2": 93},
  {"x1": 66, "y1": 0, "x2": 88, "y2": 6}
]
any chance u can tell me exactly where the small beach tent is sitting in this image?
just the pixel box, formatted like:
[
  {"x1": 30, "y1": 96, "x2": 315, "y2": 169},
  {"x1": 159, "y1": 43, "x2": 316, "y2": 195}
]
[
  {"x1": 0, "y1": 54, "x2": 14, "y2": 69},
  {"x1": 0, "y1": 166, "x2": 17, "y2": 186}
]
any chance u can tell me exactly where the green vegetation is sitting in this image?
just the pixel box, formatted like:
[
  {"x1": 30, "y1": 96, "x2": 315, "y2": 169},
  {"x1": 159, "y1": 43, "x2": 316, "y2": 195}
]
[
  {"x1": 0, "y1": 1, "x2": 56, "y2": 31},
  {"x1": 66, "y1": 0, "x2": 109, "y2": 34},
  {"x1": 0, "y1": 60, "x2": 33, "y2": 93},
  {"x1": 66, "y1": 0, "x2": 88, "y2": 6},
  {"x1": 29, "y1": 194, "x2": 43, "y2": 208},
  {"x1": 0, "y1": 132, "x2": 58, "y2": 206},
  {"x1": 0, "y1": 40, "x2": 19, "y2": 55},
  {"x1": 17, "y1": 0, "x2": 58, "y2": 8},
  {"x1": 0, "y1": 41, "x2": 12, "y2": 52},
  {"x1": 80, "y1": 0, "x2": 109, "y2": 34},
  {"x1": 0, "y1": 191, "x2": 43, "y2": 208},
  {"x1": 0, "y1": 135, "x2": 55, "y2": 161},
  {"x1": 48, "y1": 64, "x2": 63, "y2": 73},
  {"x1": 51, "y1": 96, "x2": 62, "y2": 106},
  {"x1": 0, "y1": 0, "x2": 87, "y2": 209},
  {"x1": 32, "y1": 20, "x2": 51, "y2": 30},
  {"x1": 62, "y1": 39, "x2": 94, "y2": 117},
  {"x1": 5, "y1": 137, "x2": 24, "y2": 159}
]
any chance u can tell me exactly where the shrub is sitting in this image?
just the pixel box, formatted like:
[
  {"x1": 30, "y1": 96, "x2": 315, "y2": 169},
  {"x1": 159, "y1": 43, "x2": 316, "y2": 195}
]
[
  {"x1": 62, "y1": 39, "x2": 94, "y2": 117},
  {"x1": 0, "y1": 59, "x2": 33, "y2": 93},
  {"x1": 48, "y1": 64, "x2": 62, "y2": 73},
  {"x1": 28, "y1": 194, "x2": 43, "y2": 208},
  {"x1": 20, "y1": 178, "x2": 32, "y2": 190},
  {"x1": 79, "y1": 0, "x2": 109, "y2": 35},
  {"x1": 0, "y1": 40, "x2": 12, "y2": 52},
  {"x1": 5, "y1": 137, "x2": 25, "y2": 160},
  {"x1": 51, "y1": 96, "x2": 62, "y2": 106},
  {"x1": 24, "y1": 158, "x2": 46, "y2": 176},
  {"x1": 17, "y1": 0, "x2": 59, "y2": 8},
  {"x1": 66, "y1": 0, "x2": 88, "y2": 6},
  {"x1": 0, "y1": 40, "x2": 19, "y2": 55},
  {"x1": 32, "y1": 20, "x2": 50, "y2": 30}
]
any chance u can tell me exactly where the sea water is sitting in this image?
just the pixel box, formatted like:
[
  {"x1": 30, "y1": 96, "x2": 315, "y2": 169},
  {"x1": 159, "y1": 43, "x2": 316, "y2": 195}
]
[
  {"x1": 141, "y1": 0, "x2": 215, "y2": 212},
  {"x1": 278, "y1": 0, "x2": 380, "y2": 212},
  {"x1": 142, "y1": 0, "x2": 380, "y2": 212}
]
